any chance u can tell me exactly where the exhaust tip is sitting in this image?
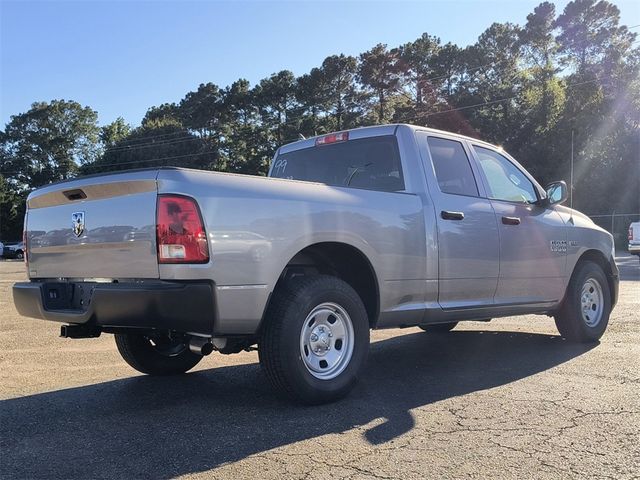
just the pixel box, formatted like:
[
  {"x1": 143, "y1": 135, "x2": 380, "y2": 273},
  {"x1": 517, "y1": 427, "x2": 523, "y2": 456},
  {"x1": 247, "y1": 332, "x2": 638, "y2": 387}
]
[{"x1": 189, "y1": 336, "x2": 213, "y2": 356}]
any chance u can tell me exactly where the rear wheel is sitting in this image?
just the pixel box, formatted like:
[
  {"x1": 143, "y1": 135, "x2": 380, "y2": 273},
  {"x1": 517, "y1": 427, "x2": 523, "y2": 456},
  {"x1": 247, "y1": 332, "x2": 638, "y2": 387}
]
[
  {"x1": 115, "y1": 332, "x2": 202, "y2": 375},
  {"x1": 554, "y1": 261, "x2": 611, "y2": 343},
  {"x1": 15, "y1": 250, "x2": 24, "y2": 260},
  {"x1": 419, "y1": 322, "x2": 458, "y2": 333},
  {"x1": 259, "y1": 275, "x2": 369, "y2": 405}
]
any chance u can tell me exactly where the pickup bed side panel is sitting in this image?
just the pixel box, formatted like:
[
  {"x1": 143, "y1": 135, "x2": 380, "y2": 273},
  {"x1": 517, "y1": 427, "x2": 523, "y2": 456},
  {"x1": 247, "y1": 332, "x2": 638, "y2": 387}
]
[{"x1": 157, "y1": 170, "x2": 427, "y2": 335}]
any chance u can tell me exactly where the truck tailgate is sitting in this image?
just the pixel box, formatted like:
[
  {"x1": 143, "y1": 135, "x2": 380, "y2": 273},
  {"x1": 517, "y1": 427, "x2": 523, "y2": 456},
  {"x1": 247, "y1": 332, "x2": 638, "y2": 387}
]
[{"x1": 26, "y1": 170, "x2": 160, "y2": 279}]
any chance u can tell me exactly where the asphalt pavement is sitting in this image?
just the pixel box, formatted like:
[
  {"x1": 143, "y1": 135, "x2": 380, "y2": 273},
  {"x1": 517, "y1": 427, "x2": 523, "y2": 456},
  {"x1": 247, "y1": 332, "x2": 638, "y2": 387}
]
[{"x1": 0, "y1": 255, "x2": 638, "y2": 479}]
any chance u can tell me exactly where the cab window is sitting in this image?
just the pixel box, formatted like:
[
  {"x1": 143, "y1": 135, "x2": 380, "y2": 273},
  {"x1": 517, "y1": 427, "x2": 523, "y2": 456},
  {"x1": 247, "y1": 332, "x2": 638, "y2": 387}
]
[
  {"x1": 473, "y1": 146, "x2": 537, "y2": 204},
  {"x1": 271, "y1": 135, "x2": 404, "y2": 193},
  {"x1": 427, "y1": 137, "x2": 479, "y2": 196}
]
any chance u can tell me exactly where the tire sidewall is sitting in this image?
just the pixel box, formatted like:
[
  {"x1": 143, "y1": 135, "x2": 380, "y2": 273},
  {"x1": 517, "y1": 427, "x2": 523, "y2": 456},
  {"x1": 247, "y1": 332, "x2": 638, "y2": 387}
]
[
  {"x1": 566, "y1": 262, "x2": 611, "y2": 341},
  {"x1": 278, "y1": 278, "x2": 369, "y2": 402},
  {"x1": 115, "y1": 333, "x2": 202, "y2": 375}
]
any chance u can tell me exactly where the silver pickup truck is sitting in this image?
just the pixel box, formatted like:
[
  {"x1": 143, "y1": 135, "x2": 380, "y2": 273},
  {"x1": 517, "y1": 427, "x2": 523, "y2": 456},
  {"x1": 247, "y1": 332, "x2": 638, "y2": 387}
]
[{"x1": 13, "y1": 124, "x2": 619, "y2": 404}]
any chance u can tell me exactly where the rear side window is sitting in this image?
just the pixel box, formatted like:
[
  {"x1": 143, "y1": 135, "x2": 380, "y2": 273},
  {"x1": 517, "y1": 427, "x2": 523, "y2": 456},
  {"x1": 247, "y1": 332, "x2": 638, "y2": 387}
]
[
  {"x1": 426, "y1": 137, "x2": 479, "y2": 196},
  {"x1": 271, "y1": 135, "x2": 404, "y2": 192}
]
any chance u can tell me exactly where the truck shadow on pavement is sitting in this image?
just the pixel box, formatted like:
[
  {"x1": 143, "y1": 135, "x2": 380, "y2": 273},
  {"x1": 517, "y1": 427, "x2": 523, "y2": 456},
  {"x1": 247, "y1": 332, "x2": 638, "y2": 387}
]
[{"x1": 1, "y1": 330, "x2": 594, "y2": 479}]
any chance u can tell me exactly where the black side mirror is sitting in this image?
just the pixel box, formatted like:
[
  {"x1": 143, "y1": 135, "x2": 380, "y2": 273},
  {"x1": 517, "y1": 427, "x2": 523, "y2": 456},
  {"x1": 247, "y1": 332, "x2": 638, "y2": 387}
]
[{"x1": 542, "y1": 181, "x2": 568, "y2": 207}]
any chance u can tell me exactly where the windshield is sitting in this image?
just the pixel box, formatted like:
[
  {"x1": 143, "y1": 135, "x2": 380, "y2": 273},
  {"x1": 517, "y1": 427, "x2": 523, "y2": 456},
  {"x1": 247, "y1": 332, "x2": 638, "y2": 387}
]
[{"x1": 271, "y1": 135, "x2": 405, "y2": 193}]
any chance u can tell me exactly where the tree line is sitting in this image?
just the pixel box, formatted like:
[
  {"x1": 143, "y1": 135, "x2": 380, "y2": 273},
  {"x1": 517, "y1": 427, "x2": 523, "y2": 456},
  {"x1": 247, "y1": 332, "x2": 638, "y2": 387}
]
[{"x1": 1, "y1": 0, "x2": 639, "y2": 243}]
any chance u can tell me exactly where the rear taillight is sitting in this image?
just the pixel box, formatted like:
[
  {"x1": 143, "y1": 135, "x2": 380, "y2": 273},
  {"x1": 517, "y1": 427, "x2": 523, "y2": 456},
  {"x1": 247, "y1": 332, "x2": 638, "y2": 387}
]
[
  {"x1": 315, "y1": 131, "x2": 349, "y2": 146},
  {"x1": 156, "y1": 195, "x2": 209, "y2": 264},
  {"x1": 630, "y1": 227, "x2": 634, "y2": 241}
]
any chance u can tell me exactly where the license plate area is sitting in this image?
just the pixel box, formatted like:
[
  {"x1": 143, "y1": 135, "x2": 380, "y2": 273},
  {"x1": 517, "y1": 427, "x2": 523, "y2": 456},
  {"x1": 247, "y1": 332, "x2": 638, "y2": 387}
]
[{"x1": 42, "y1": 282, "x2": 96, "y2": 312}]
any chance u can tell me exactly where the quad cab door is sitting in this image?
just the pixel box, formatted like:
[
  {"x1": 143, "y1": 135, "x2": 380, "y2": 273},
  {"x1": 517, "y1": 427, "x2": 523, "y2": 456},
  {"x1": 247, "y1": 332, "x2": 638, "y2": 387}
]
[
  {"x1": 416, "y1": 132, "x2": 500, "y2": 309},
  {"x1": 469, "y1": 145, "x2": 567, "y2": 305}
]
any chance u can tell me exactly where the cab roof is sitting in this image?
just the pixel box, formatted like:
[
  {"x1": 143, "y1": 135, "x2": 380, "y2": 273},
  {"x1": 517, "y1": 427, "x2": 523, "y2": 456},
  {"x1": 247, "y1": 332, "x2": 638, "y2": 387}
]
[{"x1": 277, "y1": 124, "x2": 499, "y2": 155}]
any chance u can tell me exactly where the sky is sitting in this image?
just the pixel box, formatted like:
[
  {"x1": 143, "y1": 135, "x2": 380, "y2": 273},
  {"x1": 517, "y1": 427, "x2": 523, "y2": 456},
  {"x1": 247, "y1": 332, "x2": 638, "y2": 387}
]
[{"x1": 1, "y1": 0, "x2": 639, "y2": 128}]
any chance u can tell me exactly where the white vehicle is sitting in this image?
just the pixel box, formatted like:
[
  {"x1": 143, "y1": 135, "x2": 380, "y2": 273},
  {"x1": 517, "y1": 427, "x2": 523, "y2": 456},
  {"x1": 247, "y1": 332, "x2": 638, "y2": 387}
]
[
  {"x1": 629, "y1": 222, "x2": 640, "y2": 258},
  {"x1": 3, "y1": 241, "x2": 25, "y2": 259}
]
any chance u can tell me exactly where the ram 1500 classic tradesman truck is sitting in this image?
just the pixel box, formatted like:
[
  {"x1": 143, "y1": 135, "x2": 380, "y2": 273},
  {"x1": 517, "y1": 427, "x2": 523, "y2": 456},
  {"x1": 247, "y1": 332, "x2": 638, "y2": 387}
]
[{"x1": 13, "y1": 124, "x2": 619, "y2": 404}]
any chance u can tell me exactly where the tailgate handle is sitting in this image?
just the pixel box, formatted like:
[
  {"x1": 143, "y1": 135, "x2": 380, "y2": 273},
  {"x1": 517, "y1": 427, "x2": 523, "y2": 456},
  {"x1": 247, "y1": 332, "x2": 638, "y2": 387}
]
[{"x1": 63, "y1": 189, "x2": 87, "y2": 201}]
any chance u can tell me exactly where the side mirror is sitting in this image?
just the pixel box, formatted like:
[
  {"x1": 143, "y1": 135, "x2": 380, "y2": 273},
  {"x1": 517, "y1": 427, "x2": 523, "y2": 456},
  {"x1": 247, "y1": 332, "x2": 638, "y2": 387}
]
[{"x1": 543, "y1": 181, "x2": 568, "y2": 207}]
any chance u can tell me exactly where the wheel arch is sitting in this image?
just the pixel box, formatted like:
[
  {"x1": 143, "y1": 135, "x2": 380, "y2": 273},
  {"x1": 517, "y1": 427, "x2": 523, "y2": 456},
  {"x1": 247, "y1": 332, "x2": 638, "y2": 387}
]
[{"x1": 262, "y1": 242, "x2": 380, "y2": 329}]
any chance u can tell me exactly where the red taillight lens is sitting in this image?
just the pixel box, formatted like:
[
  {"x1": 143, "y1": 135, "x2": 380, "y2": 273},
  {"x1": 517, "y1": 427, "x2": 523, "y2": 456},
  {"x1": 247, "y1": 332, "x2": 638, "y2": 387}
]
[
  {"x1": 156, "y1": 195, "x2": 209, "y2": 264},
  {"x1": 630, "y1": 227, "x2": 634, "y2": 241},
  {"x1": 315, "y1": 131, "x2": 349, "y2": 146}
]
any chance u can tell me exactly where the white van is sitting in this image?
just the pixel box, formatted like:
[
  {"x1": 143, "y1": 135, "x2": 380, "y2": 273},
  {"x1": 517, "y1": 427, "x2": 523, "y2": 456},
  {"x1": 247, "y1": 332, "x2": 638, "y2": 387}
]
[{"x1": 629, "y1": 222, "x2": 640, "y2": 258}]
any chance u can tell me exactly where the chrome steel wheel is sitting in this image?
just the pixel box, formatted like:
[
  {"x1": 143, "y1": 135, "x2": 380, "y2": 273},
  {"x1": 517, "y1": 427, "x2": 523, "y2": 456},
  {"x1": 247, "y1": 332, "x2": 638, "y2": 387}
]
[
  {"x1": 580, "y1": 277, "x2": 604, "y2": 327},
  {"x1": 299, "y1": 302, "x2": 354, "y2": 380}
]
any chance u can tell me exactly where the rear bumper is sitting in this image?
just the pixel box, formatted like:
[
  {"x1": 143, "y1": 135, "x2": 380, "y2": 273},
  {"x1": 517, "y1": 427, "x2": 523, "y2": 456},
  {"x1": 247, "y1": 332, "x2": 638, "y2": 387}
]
[
  {"x1": 628, "y1": 244, "x2": 640, "y2": 255},
  {"x1": 12, "y1": 280, "x2": 215, "y2": 336}
]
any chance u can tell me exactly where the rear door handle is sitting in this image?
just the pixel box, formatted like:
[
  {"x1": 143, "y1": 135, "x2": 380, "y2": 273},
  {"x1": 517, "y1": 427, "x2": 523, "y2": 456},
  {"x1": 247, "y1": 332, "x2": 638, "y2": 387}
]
[
  {"x1": 441, "y1": 210, "x2": 465, "y2": 221},
  {"x1": 502, "y1": 216, "x2": 521, "y2": 225}
]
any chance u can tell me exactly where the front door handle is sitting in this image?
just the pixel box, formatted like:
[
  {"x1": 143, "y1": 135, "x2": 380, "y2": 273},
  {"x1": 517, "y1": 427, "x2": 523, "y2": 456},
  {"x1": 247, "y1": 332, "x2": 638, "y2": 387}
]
[
  {"x1": 441, "y1": 210, "x2": 465, "y2": 221},
  {"x1": 502, "y1": 216, "x2": 521, "y2": 225}
]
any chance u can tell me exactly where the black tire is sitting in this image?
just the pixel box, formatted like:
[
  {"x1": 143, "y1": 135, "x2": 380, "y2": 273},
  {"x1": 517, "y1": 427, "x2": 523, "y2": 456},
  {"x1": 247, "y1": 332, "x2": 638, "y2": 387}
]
[
  {"x1": 114, "y1": 332, "x2": 202, "y2": 375},
  {"x1": 554, "y1": 261, "x2": 611, "y2": 343},
  {"x1": 419, "y1": 322, "x2": 458, "y2": 332},
  {"x1": 259, "y1": 275, "x2": 370, "y2": 405},
  {"x1": 16, "y1": 250, "x2": 24, "y2": 260}
]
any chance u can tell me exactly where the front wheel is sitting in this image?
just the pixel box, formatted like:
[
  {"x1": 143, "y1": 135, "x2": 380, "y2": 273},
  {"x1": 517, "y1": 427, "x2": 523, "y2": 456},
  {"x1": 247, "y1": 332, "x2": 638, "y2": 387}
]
[
  {"x1": 115, "y1": 332, "x2": 203, "y2": 375},
  {"x1": 259, "y1": 275, "x2": 370, "y2": 405},
  {"x1": 554, "y1": 261, "x2": 611, "y2": 343}
]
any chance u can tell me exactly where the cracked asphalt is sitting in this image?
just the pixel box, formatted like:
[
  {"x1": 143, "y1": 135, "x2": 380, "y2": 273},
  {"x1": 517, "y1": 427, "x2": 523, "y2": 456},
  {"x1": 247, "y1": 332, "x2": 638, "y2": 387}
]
[{"x1": 1, "y1": 255, "x2": 639, "y2": 479}]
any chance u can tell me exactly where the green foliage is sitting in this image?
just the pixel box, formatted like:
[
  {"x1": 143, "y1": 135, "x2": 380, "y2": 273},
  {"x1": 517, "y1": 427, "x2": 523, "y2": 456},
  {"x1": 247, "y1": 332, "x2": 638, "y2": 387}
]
[
  {"x1": 556, "y1": 0, "x2": 636, "y2": 72},
  {"x1": 1, "y1": 0, "x2": 638, "y2": 240},
  {"x1": 254, "y1": 70, "x2": 298, "y2": 144},
  {"x1": 100, "y1": 117, "x2": 131, "y2": 147},
  {"x1": 320, "y1": 54, "x2": 362, "y2": 130},
  {"x1": 0, "y1": 174, "x2": 26, "y2": 240},
  {"x1": 142, "y1": 103, "x2": 181, "y2": 127},
  {"x1": 396, "y1": 33, "x2": 441, "y2": 106},
  {"x1": 1, "y1": 100, "x2": 100, "y2": 190},
  {"x1": 358, "y1": 44, "x2": 403, "y2": 122},
  {"x1": 82, "y1": 120, "x2": 212, "y2": 175}
]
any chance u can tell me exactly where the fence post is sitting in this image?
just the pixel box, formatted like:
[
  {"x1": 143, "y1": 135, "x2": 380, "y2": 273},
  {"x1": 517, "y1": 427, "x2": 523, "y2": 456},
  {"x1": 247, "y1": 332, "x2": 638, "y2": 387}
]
[{"x1": 611, "y1": 210, "x2": 615, "y2": 236}]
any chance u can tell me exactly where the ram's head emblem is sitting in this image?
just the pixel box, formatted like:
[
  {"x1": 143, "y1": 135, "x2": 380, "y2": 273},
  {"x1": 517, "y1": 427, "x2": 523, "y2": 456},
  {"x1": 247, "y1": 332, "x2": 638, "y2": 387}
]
[{"x1": 72, "y1": 211, "x2": 85, "y2": 238}]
